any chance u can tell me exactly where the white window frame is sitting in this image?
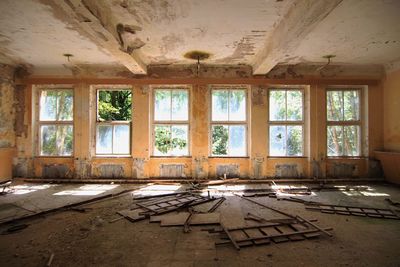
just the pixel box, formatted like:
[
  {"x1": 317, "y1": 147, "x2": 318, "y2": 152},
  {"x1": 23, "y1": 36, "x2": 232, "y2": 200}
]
[
  {"x1": 151, "y1": 87, "x2": 190, "y2": 157},
  {"x1": 210, "y1": 86, "x2": 248, "y2": 157},
  {"x1": 95, "y1": 88, "x2": 132, "y2": 156},
  {"x1": 326, "y1": 88, "x2": 362, "y2": 157},
  {"x1": 268, "y1": 88, "x2": 305, "y2": 157},
  {"x1": 37, "y1": 87, "x2": 74, "y2": 157}
]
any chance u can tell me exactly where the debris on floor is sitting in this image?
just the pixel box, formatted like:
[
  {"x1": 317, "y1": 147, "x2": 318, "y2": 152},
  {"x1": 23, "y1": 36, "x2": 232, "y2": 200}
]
[{"x1": 305, "y1": 203, "x2": 400, "y2": 219}]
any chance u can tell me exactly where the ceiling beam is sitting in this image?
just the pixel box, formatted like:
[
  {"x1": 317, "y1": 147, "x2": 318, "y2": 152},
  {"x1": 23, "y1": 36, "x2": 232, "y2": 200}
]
[
  {"x1": 41, "y1": 0, "x2": 147, "y2": 74},
  {"x1": 252, "y1": 0, "x2": 343, "y2": 75}
]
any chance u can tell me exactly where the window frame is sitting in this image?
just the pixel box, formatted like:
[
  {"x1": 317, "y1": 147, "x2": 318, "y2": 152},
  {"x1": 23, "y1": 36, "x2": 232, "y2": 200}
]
[
  {"x1": 36, "y1": 87, "x2": 74, "y2": 157},
  {"x1": 95, "y1": 88, "x2": 132, "y2": 156},
  {"x1": 326, "y1": 88, "x2": 362, "y2": 158},
  {"x1": 151, "y1": 86, "x2": 191, "y2": 157},
  {"x1": 268, "y1": 88, "x2": 305, "y2": 157},
  {"x1": 209, "y1": 86, "x2": 249, "y2": 157}
]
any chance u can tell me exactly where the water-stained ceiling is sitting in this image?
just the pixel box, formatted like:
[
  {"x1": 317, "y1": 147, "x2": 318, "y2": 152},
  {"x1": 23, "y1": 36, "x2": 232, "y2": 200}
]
[{"x1": 0, "y1": 0, "x2": 399, "y2": 75}]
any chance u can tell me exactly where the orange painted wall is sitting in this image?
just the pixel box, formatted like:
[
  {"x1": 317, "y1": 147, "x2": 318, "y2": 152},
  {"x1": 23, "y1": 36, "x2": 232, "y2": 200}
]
[{"x1": 11, "y1": 77, "x2": 385, "y2": 179}]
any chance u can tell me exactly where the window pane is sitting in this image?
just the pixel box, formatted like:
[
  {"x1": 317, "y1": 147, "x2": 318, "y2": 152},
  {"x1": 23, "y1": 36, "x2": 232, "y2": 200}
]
[
  {"x1": 269, "y1": 90, "x2": 286, "y2": 121},
  {"x1": 287, "y1": 126, "x2": 303, "y2": 156},
  {"x1": 229, "y1": 125, "x2": 246, "y2": 156},
  {"x1": 98, "y1": 90, "x2": 132, "y2": 121},
  {"x1": 343, "y1": 91, "x2": 360, "y2": 121},
  {"x1": 40, "y1": 90, "x2": 57, "y2": 121},
  {"x1": 212, "y1": 125, "x2": 228, "y2": 155},
  {"x1": 154, "y1": 125, "x2": 171, "y2": 156},
  {"x1": 96, "y1": 125, "x2": 112, "y2": 154},
  {"x1": 270, "y1": 125, "x2": 286, "y2": 156},
  {"x1": 287, "y1": 90, "x2": 302, "y2": 121},
  {"x1": 171, "y1": 125, "x2": 188, "y2": 156},
  {"x1": 41, "y1": 125, "x2": 73, "y2": 156},
  {"x1": 229, "y1": 90, "x2": 246, "y2": 121},
  {"x1": 327, "y1": 126, "x2": 343, "y2": 156},
  {"x1": 154, "y1": 90, "x2": 171, "y2": 121},
  {"x1": 171, "y1": 90, "x2": 188, "y2": 121},
  {"x1": 212, "y1": 90, "x2": 229, "y2": 121},
  {"x1": 343, "y1": 125, "x2": 359, "y2": 156},
  {"x1": 113, "y1": 125, "x2": 130, "y2": 154},
  {"x1": 57, "y1": 90, "x2": 73, "y2": 121},
  {"x1": 327, "y1": 91, "x2": 343, "y2": 121}
]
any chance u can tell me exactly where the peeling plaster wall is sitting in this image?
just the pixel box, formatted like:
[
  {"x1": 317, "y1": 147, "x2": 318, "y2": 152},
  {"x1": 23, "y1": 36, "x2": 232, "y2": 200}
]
[
  {"x1": 0, "y1": 65, "x2": 17, "y2": 180},
  {"x1": 375, "y1": 69, "x2": 400, "y2": 183},
  {"x1": 383, "y1": 69, "x2": 400, "y2": 152}
]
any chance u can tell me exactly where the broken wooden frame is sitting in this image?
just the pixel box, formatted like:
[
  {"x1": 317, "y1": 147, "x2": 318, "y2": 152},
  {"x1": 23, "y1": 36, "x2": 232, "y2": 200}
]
[
  {"x1": 211, "y1": 219, "x2": 332, "y2": 250},
  {"x1": 116, "y1": 193, "x2": 218, "y2": 222},
  {"x1": 305, "y1": 203, "x2": 400, "y2": 220}
]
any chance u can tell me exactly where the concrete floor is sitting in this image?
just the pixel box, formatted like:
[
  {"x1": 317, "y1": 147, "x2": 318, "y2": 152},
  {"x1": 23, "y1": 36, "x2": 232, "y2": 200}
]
[{"x1": 0, "y1": 182, "x2": 399, "y2": 266}]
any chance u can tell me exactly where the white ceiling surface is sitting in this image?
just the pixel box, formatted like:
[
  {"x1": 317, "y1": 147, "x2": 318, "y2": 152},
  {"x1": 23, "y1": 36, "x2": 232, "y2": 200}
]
[
  {"x1": 291, "y1": 0, "x2": 400, "y2": 65},
  {"x1": 0, "y1": 0, "x2": 117, "y2": 67},
  {"x1": 115, "y1": 0, "x2": 293, "y2": 65},
  {"x1": 0, "y1": 0, "x2": 399, "y2": 74}
]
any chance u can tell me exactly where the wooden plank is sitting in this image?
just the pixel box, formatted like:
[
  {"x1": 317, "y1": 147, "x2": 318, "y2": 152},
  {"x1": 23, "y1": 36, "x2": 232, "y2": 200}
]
[
  {"x1": 159, "y1": 213, "x2": 220, "y2": 226},
  {"x1": 221, "y1": 225, "x2": 241, "y2": 250},
  {"x1": 296, "y1": 215, "x2": 333, "y2": 237},
  {"x1": 117, "y1": 209, "x2": 146, "y2": 222}
]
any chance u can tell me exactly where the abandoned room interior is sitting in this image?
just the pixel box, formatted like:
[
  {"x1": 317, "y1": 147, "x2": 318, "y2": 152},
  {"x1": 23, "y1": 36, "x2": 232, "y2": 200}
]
[{"x1": 0, "y1": 0, "x2": 400, "y2": 266}]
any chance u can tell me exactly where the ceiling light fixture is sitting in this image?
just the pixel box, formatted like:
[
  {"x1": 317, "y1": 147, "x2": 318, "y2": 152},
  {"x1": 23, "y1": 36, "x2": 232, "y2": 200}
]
[
  {"x1": 317, "y1": 54, "x2": 336, "y2": 71},
  {"x1": 184, "y1": 51, "x2": 211, "y2": 77},
  {"x1": 63, "y1": 53, "x2": 74, "y2": 62}
]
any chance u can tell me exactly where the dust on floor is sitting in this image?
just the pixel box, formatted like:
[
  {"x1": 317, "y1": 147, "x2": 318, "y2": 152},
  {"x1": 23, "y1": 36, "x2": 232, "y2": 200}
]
[{"x1": 0, "y1": 182, "x2": 399, "y2": 267}]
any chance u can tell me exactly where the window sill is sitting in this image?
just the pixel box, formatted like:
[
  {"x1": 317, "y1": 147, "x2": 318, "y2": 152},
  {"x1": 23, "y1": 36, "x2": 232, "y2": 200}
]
[
  {"x1": 35, "y1": 156, "x2": 74, "y2": 158},
  {"x1": 93, "y1": 155, "x2": 131, "y2": 158},
  {"x1": 208, "y1": 156, "x2": 249, "y2": 159},
  {"x1": 326, "y1": 156, "x2": 366, "y2": 160},
  {"x1": 267, "y1": 156, "x2": 307, "y2": 159},
  {"x1": 150, "y1": 156, "x2": 192, "y2": 159}
]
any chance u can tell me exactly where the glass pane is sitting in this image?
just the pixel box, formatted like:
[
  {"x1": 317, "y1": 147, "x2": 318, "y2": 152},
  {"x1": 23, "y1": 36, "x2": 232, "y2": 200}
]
[
  {"x1": 59, "y1": 125, "x2": 73, "y2": 156},
  {"x1": 229, "y1": 90, "x2": 246, "y2": 121},
  {"x1": 57, "y1": 90, "x2": 73, "y2": 121},
  {"x1": 171, "y1": 125, "x2": 188, "y2": 156},
  {"x1": 113, "y1": 125, "x2": 130, "y2": 154},
  {"x1": 327, "y1": 91, "x2": 343, "y2": 121},
  {"x1": 343, "y1": 91, "x2": 360, "y2": 121},
  {"x1": 287, "y1": 90, "x2": 302, "y2": 121},
  {"x1": 287, "y1": 125, "x2": 303, "y2": 156},
  {"x1": 171, "y1": 90, "x2": 188, "y2": 121},
  {"x1": 98, "y1": 90, "x2": 132, "y2": 121},
  {"x1": 40, "y1": 125, "x2": 73, "y2": 156},
  {"x1": 343, "y1": 125, "x2": 360, "y2": 156},
  {"x1": 40, "y1": 90, "x2": 57, "y2": 121},
  {"x1": 229, "y1": 125, "x2": 246, "y2": 156},
  {"x1": 96, "y1": 125, "x2": 112, "y2": 154},
  {"x1": 154, "y1": 125, "x2": 171, "y2": 156},
  {"x1": 154, "y1": 90, "x2": 171, "y2": 121},
  {"x1": 270, "y1": 125, "x2": 286, "y2": 156},
  {"x1": 212, "y1": 125, "x2": 228, "y2": 156},
  {"x1": 212, "y1": 90, "x2": 229, "y2": 121},
  {"x1": 327, "y1": 126, "x2": 343, "y2": 156},
  {"x1": 269, "y1": 90, "x2": 286, "y2": 121}
]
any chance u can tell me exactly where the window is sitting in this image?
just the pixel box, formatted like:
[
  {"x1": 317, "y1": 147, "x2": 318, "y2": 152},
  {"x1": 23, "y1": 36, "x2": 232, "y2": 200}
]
[
  {"x1": 211, "y1": 88, "x2": 247, "y2": 156},
  {"x1": 96, "y1": 90, "x2": 132, "y2": 155},
  {"x1": 269, "y1": 89, "x2": 303, "y2": 156},
  {"x1": 326, "y1": 90, "x2": 360, "y2": 156},
  {"x1": 153, "y1": 89, "x2": 189, "y2": 156},
  {"x1": 39, "y1": 89, "x2": 73, "y2": 156}
]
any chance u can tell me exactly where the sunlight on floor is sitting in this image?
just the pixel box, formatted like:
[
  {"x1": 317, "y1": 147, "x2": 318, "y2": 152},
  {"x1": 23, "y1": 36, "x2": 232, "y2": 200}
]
[
  {"x1": 53, "y1": 184, "x2": 119, "y2": 196},
  {"x1": 338, "y1": 185, "x2": 390, "y2": 197},
  {"x1": 11, "y1": 184, "x2": 54, "y2": 195},
  {"x1": 132, "y1": 184, "x2": 182, "y2": 196}
]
